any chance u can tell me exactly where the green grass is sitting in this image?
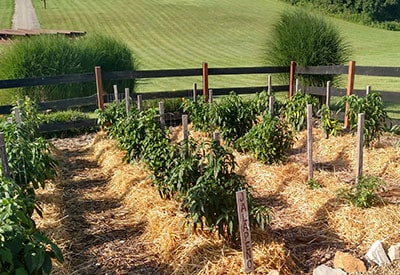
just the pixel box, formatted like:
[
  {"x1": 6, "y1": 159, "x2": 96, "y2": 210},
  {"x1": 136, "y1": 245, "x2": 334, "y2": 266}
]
[
  {"x1": 0, "y1": 0, "x2": 13, "y2": 29},
  {"x1": 0, "y1": 0, "x2": 399, "y2": 117}
]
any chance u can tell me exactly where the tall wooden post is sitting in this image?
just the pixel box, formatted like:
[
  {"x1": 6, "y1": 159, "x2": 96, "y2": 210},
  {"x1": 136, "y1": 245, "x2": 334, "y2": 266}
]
[
  {"x1": 0, "y1": 132, "x2": 10, "y2": 178},
  {"x1": 307, "y1": 104, "x2": 314, "y2": 180},
  {"x1": 137, "y1": 95, "x2": 143, "y2": 112},
  {"x1": 95, "y1": 66, "x2": 105, "y2": 110},
  {"x1": 193, "y1": 83, "x2": 197, "y2": 102},
  {"x1": 113, "y1": 84, "x2": 119, "y2": 103},
  {"x1": 356, "y1": 113, "x2": 365, "y2": 182},
  {"x1": 344, "y1": 61, "x2": 356, "y2": 129},
  {"x1": 182, "y1": 115, "x2": 188, "y2": 140},
  {"x1": 267, "y1": 75, "x2": 272, "y2": 96},
  {"x1": 326, "y1": 81, "x2": 331, "y2": 107},
  {"x1": 289, "y1": 61, "x2": 296, "y2": 99},
  {"x1": 202, "y1": 62, "x2": 209, "y2": 102},
  {"x1": 125, "y1": 88, "x2": 130, "y2": 116},
  {"x1": 159, "y1": 102, "x2": 165, "y2": 133}
]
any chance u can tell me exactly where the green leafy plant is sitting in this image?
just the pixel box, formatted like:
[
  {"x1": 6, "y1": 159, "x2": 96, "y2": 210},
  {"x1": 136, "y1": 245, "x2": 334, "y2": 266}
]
[
  {"x1": 337, "y1": 176, "x2": 385, "y2": 208},
  {"x1": 318, "y1": 104, "x2": 342, "y2": 138},
  {"x1": 213, "y1": 92, "x2": 257, "y2": 145},
  {"x1": 182, "y1": 96, "x2": 214, "y2": 133},
  {"x1": 307, "y1": 178, "x2": 324, "y2": 189},
  {"x1": 236, "y1": 113, "x2": 294, "y2": 164},
  {"x1": 181, "y1": 140, "x2": 271, "y2": 242},
  {"x1": 338, "y1": 91, "x2": 389, "y2": 147},
  {"x1": 283, "y1": 91, "x2": 319, "y2": 132},
  {"x1": 39, "y1": 109, "x2": 90, "y2": 124},
  {"x1": 0, "y1": 177, "x2": 64, "y2": 274}
]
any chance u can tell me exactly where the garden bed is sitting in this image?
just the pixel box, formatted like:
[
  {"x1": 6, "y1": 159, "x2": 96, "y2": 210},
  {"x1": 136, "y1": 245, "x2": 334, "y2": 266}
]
[{"x1": 34, "y1": 127, "x2": 400, "y2": 274}]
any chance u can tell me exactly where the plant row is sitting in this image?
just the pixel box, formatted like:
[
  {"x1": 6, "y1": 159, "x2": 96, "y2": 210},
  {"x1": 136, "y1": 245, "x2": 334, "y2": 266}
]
[
  {"x1": 97, "y1": 89, "x2": 393, "y2": 242},
  {"x1": 0, "y1": 98, "x2": 63, "y2": 274},
  {"x1": 96, "y1": 101, "x2": 272, "y2": 243}
]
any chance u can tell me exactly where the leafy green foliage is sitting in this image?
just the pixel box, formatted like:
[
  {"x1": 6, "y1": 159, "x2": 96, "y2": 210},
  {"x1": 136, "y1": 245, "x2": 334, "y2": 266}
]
[
  {"x1": 236, "y1": 114, "x2": 294, "y2": 164},
  {"x1": 97, "y1": 101, "x2": 271, "y2": 242},
  {"x1": 285, "y1": 0, "x2": 400, "y2": 30},
  {"x1": 182, "y1": 96, "x2": 214, "y2": 133},
  {"x1": 0, "y1": 34, "x2": 138, "y2": 101},
  {"x1": 39, "y1": 109, "x2": 90, "y2": 124},
  {"x1": 180, "y1": 140, "x2": 271, "y2": 242},
  {"x1": 284, "y1": 91, "x2": 319, "y2": 132},
  {"x1": 307, "y1": 178, "x2": 324, "y2": 189},
  {"x1": 266, "y1": 9, "x2": 351, "y2": 86},
  {"x1": 338, "y1": 91, "x2": 389, "y2": 147},
  {"x1": 318, "y1": 104, "x2": 342, "y2": 138},
  {"x1": 213, "y1": 92, "x2": 257, "y2": 145},
  {"x1": 0, "y1": 177, "x2": 63, "y2": 275},
  {"x1": 337, "y1": 176, "x2": 385, "y2": 208}
]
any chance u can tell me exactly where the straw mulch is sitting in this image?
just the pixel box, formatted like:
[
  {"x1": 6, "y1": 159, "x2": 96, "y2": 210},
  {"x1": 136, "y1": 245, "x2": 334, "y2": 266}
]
[{"x1": 34, "y1": 127, "x2": 400, "y2": 274}]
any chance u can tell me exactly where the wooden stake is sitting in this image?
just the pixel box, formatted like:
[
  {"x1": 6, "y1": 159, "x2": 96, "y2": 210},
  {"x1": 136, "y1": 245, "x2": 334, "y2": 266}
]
[
  {"x1": 209, "y1": 89, "x2": 213, "y2": 105},
  {"x1": 366, "y1": 85, "x2": 371, "y2": 95},
  {"x1": 213, "y1": 131, "x2": 220, "y2": 146},
  {"x1": 95, "y1": 66, "x2": 105, "y2": 110},
  {"x1": 125, "y1": 88, "x2": 130, "y2": 116},
  {"x1": 0, "y1": 132, "x2": 10, "y2": 178},
  {"x1": 269, "y1": 96, "x2": 274, "y2": 116},
  {"x1": 344, "y1": 61, "x2": 356, "y2": 129},
  {"x1": 159, "y1": 102, "x2": 165, "y2": 133},
  {"x1": 295, "y1": 78, "x2": 300, "y2": 92},
  {"x1": 137, "y1": 95, "x2": 143, "y2": 112},
  {"x1": 307, "y1": 104, "x2": 314, "y2": 180},
  {"x1": 236, "y1": 190, "x2": 254, "y2": 273},
  {"x1": 113, "y1": 84, "x2": 119, "y2": 103},
  {"x1": 182, "y1": 115, "x2": 188, "y2": 140},
  {"x1": 326, "y1": 81, "x2": 331, "y2": 107},
  {"x1": 193, "y1": 83, "x2": 197, "y2": 102},
  {"x1": 356, "y1": 113, "x2": 365, "y2": 182},
  {"x1": 267, "y1": 75, "x2": 272, "y2": 96},
  {"x1": 289, "y1": 61, "x2": 296, "y2": 99}
]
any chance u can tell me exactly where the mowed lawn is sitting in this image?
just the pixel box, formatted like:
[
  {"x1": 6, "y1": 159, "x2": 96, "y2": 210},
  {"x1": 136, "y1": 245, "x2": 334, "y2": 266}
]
[
  {"x1": 1, "y1": 0, "x2": 400, "y2": 104},
  {"x1": 0, "y1": 0, "x2": 13, "y2": 29}
]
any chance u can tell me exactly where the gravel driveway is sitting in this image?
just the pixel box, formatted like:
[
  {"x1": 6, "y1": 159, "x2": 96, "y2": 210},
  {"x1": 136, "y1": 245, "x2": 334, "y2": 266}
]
[{"x1": 12, "y1": 0, "x2": 40, "y2": 29}]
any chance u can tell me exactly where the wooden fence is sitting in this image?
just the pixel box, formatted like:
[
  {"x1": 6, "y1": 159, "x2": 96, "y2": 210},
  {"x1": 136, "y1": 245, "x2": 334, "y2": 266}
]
[{"x1": 0, "y1": 61, "x2": 399, "y2": 131}]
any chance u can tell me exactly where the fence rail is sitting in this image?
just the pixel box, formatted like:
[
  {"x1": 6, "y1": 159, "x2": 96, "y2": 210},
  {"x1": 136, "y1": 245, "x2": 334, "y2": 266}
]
[{"x1": 0, "y1": 62, "x2": 399, "y2": 131}]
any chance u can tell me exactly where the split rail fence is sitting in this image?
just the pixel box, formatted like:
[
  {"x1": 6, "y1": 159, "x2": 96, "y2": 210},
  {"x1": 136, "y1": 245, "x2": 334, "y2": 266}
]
[{"x1": 0, "y1": 61, "x2": 399, "y2": 132}]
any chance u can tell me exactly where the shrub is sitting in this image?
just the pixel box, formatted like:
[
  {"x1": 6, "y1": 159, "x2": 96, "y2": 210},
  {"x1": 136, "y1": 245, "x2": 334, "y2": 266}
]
[
  {"x1": 337, "y1": 176, "x2": 385, "y2": 208},
  {"x1": 236, "y1": 113, "x2": 294, "y2": 164},
  {"x1": 266, "y1": 9, "x2": 351, "y2": 86},
  {"x1": 182, "y1": 96, "x2": 215, "y2": 133},
  {"x1": 213, "y1": 92, "x2": 257, "y2": 145},
  {"x1": 283, "y1": 91, "x2": 319, "y2": 132},
  {"x1": 338, "y1": 91, "x2": 389, "y2": 147},
  {"x1": 0, "y1": 34, "x2": 138, "y2": 101}
]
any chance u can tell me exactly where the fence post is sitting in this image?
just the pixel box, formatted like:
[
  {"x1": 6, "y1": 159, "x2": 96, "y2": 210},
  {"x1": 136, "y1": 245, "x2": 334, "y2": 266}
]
[
  {"x1": 0, "y1": 132, "x2": 10, "y2": 178},
  {"x1": 95, "y1": 66, "x2": 105, "y2": 110},
  {"x1": 344, "y1": 61, "x2": 356, "y2": 129},
  {"x1": 125, "y1": 88, "x2": 130, "y2": 115},
  {"x1": 202, "y1": 62, "x2": 209, "y2": 102},
  {"x1": 137, "y1": 95, "x2": 143, "y2": 112},
  {"x1": 326, "y1": 81, "x2": 331, "y2": 107},
  {"x1": 289, "y1": 61, "x2": 296, "y2": 99},
  {"x1": 356, "y1": 113, "x2": 365, "y2": 182},
  {"x1": 159, "y1": 101, "x2": 165, "y2": 133},
  {"x1": 193, "y1": 83, "x2": 197, "y2": 102},
  {"x1": 113, "y1": 84, "x2": 119, "y2": 103},
  {"x1": 182, "y1": 114, "x2": 188, "y2": 140},
  {"x1": 307, "y1": 104, "x2": 314, "y2": 180}
]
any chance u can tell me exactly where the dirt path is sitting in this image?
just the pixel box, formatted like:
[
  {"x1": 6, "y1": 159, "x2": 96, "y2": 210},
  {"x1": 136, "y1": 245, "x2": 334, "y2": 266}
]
[
  {"x1": 12, "y1": 0, "x2": 40, "y2": 29},
  {"x1": 42, "y1": 134, "x2": 166, "y2": 275}
]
